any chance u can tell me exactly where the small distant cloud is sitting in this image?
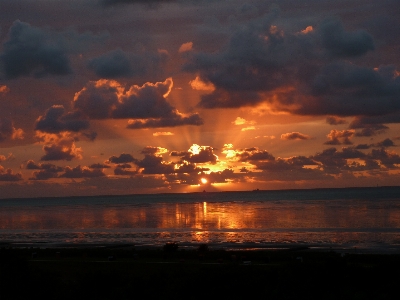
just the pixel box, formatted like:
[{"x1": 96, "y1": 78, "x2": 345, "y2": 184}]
[
  {"x1": 233, "y1": 117, "x2": 256, "y2": 131},
  {"x1": 300, "y1": 26, "x2": 314, "y2": 34},
  {"x1": 241, "y1": 126, "x2": 255, "y2": 131},
  {"x1": 179, "y1": 42, "x2": 193, "y2": 53},
  {"x1": 281, "y1": 132, "x2": 311, "y2": 140},
  {"x1": 153, "y1": 132, "x2": 174, "y2": 136},
  {"x1": 0, "y1": 85, "x2": 10, "y2": 94},
  {"x1": 189, "y1": 76, "x2": 215, "y2": 92}
]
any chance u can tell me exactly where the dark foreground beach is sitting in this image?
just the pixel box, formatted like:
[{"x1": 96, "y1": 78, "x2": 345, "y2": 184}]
[{"x1": 1, "y1": 244, "x2": 400, "y2": 299}]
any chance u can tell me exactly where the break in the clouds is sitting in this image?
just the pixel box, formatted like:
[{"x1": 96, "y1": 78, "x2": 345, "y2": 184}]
[{"x1": 74, "y1": 78, "x2": 203, "y2": 128}]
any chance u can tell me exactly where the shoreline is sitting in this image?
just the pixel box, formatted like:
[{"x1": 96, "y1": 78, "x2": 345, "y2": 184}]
[
  {"x1": 3, "y1": 243, "x2": 400, "y2": 299},
  {"x1": 3, "y1": 240, "x2": 400, "y2": 255}
]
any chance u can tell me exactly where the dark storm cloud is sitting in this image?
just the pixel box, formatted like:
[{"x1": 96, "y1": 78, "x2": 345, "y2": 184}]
[
  {"x1": 74, "y1": 78, "x2": 203, "y2": 128},
  {"x1": 89, "y1": 163, "x2": 111, "y2": 169},
  {"x1": 319, "y1": 18, "x2": 374, "y2": 58},
  {"x1": 368, "y1": 148, "x2": 400, "y2": 168},
  {"x1": 87, "y1": 48, "x2": 169, "y2": 79},
  {"x1": 29, "y1": 170, "x2": 59, "y2": 180},
  {"x1": 0, "y1": 118, "x2": 23, "y2": 142},
  {"x1": 40, "y1": 135, "x2": 82, "y2": 161},
  {"x1": 60, "y1": 165, "x2": 105, "y2": 178},
  {"x1": 88, "y1": 49, "x2": 132, "y2": 78},
  {"x1": 0, "y1": 20, "x2": 72, "y2": 79},
  {"x1": 185, "y1": 10, "x2": 293, "y2": 108},
  {"x1": 372, "y1": 138, "x2": 395, "y2": 148},
  {"x1": 136, "y1": 155, "x2": 175, "y2": 174},
  {"x1": 174, "y1": 162, "x2": 209, "y2": 174},
  {"x1": 303, "y1": 63, "x2": 400, "y2": 117},
  {"x1": 181, "y1": 147, "x2": 218, "y2": 164},
  {"x1": 27, "y1": 159, "x2": 63, "y2": 180},
  {"x1": 35, "y1": 105, "x2": 90, "y2": 134},
  {"x1": 237, "y1": 148, "x2": 275, "y2": 162},
  {"x1": 114, "y1": 166, "x2": 138, "y2": 176},
  {"x1": 108, "y1": 153, "x2": 136, "y2": 164},
  {"x1": 184, "y1": 11, "x2": 400, "y2": 125},
  {"x1": 0, "y1": 166, "x2": 22, "y2": 181},
  {"x1": 26, "y1": 160, "x2": 64, "y2": 172}
]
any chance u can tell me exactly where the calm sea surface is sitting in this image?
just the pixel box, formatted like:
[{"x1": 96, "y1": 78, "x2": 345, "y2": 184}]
[{"x1": 1, "y1": 187, "x2": 400, "y2": 252}]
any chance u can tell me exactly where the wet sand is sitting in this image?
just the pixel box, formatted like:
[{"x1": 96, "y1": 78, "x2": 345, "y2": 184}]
[{"x1": 2, "y1": 243, "x2": 400, "y2": 299}]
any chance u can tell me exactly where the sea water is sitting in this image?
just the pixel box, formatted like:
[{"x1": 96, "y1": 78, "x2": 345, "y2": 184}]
[{"x1": 1, "y1": 187, "x2": 400, "y2": 252}]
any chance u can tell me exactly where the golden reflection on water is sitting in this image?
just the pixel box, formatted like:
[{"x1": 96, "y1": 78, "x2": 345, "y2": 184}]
[{"x1": 1, "y1": 200, "x2": 400, "y2": 232}]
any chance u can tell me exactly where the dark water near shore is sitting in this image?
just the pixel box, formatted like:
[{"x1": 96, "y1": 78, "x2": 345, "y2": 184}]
[{"x1": 1, "y1": 187, "x2": 400, "y2": 252}]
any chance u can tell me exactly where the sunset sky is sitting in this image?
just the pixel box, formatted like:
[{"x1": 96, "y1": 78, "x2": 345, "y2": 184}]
[{"x1": 0, "y1": 0, "x2": 400, "y2": 198}]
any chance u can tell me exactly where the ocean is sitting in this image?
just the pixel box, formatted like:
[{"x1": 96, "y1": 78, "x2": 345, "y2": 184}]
[{"x1": 1, "y1": 186, "x2": 400, "y2": 253}]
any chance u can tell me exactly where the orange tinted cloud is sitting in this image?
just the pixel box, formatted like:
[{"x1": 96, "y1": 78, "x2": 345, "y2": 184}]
[
  {"x1": 153, "y1": 132, "x2": 174, "y2": 136},
  {"x1": 281, "y1": 132, "x2": 311, "y2": 140},
  {"x1": 189, "y1": 76, "x2": 215, "y2": 92},
  {"x1": 179, "y1": 42, "x2": 193, "y2": 53},
  {"x1": 301, "y1": 26, "x2": 313, "y2": 34},
  {"x1": 0, "y1": 85, "x2": 9, "y2": 94}
]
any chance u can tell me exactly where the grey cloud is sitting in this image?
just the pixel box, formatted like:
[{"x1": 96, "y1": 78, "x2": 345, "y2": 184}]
[
  {"x1": 237, "y1": 148, "x2": 275, "y2": 162},
  {"x1": 26, "y1": 160, "x2": 64, "y2": 172},
  {"x1": 0, "y1": 167, "x2": 22, "y2": 181},
  {"x1": 369, "y1": 148, "x2": 400, "y2": 168},
  {"x1": 114, "y1": 166, "x2": 138, "y2": 175},
  {"x1": 175, "y1": 162, "x2": 209, "y2": 173},
  {"x1": 108, "y1": 153, "x2": 136, "y2": 164},
  {"x1": 40, "y1": 135, "x2": 82, "y2": 161},
  {"x1": 304, "y1": 63, "x2": 400, "y2": 117},
  {"x1": 136, "y1": 155, "x2": 175, "y2": 174},
  {"x1": 60, "y1": 165, "x2": 105, "y2": 178},
  {"x1": 319, "y1": 18, "x2": 374, "y2": 58},
  {"x1": 74, "y1": 78, "x2": 203, "y2": 128},
  {"x1": 89, "y1": 163, "x2": 111, "y2": 169},
  {"x1": 0, "y1": 118, "x2": 23, "y2": 142},
  {"x1": 73, "y1": 80, "x2": 120, "y2": 119},
  {"x1": 1, "y1": 20, "x2": 72, "y2": 79},
  {"x1": 88, "y1": 49, "x2": 132, "y2": 78},
  {"x1": 183, "y1": 13, "x2": 400, "y2": 125},
  {"x1": 35, "y1": 105, "x2": 90, "y2": 134},
  {"x1": 87, "y1": 48, "x2": 168, "y2": 79},
  {"x1": 181, "y1": 147, "x2": 217, "y2": 164},
  {"x1": 373, "y1": 138, "x2": 395, "y2": 148},
  {"x1": 29, "y1": 170, "x2": 59, "y2": 180},
  {"x1": 326, "y1": 116, "x2": 347, "y2": 125}
]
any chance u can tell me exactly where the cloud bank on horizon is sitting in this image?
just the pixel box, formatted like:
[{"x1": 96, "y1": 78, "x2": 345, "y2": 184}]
[{"x1": 0, "y1": 0, "x2": 400, "y2": 198}]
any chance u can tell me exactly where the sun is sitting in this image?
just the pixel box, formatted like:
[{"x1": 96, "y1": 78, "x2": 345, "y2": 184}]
[{"x1": 200, "y1": 178, "x2": 208, "y2": 184}]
